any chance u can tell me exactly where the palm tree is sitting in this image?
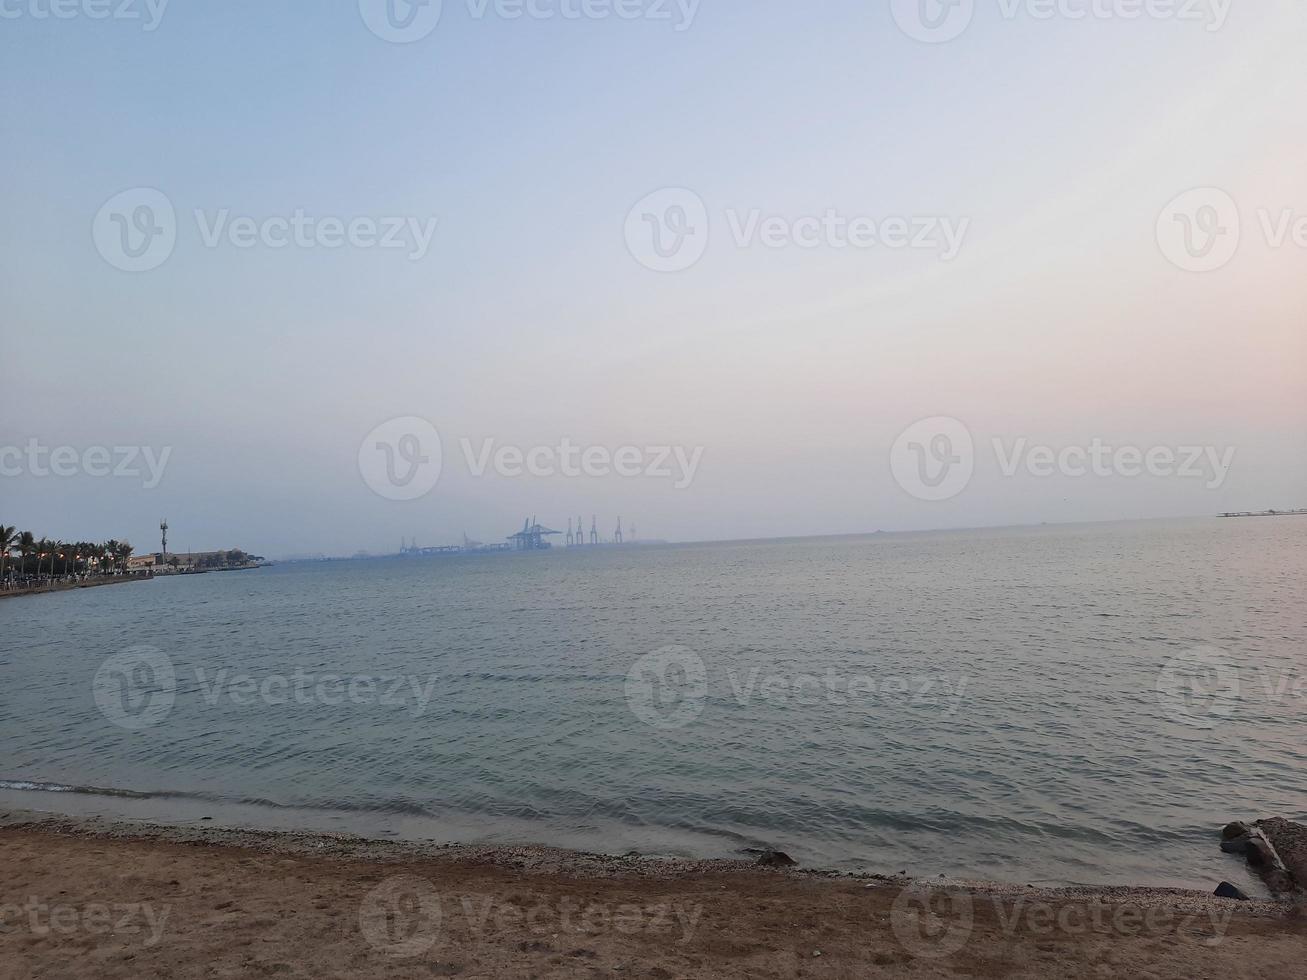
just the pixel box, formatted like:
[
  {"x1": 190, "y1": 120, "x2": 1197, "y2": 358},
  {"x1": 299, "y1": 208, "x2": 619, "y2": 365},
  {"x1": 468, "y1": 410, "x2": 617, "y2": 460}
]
[
  {"x1": 17, "y1": 531, "x2": 35, "y2": 576},
  {"x1": 115, "y1": 541, "x2": 133, "y2": 574},
  {"x1": 57, "y1": 542, "x2": 76, "y2": 576},
  {"x1": 34, "y1": 537, "x2": 52, "y2": 578},
  {"x1": 73, "y1": 541, "x2": 96, "y2": 575},
  {"x1": 0, "y1": 525, "x2": 15, "y2": 582}
]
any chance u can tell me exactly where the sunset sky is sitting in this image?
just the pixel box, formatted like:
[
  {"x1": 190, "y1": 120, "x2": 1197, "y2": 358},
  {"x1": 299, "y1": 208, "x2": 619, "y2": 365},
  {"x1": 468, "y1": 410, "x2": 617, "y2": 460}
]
[{"x1": 3, "y1": 1, "x2": 1304, "y2": 555}]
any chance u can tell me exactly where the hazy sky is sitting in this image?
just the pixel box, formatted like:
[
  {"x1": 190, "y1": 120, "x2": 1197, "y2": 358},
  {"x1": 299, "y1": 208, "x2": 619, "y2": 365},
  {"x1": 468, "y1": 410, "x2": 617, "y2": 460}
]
[{"x1": 3, "y1": 1, "x2": 1305, "y2": 556}]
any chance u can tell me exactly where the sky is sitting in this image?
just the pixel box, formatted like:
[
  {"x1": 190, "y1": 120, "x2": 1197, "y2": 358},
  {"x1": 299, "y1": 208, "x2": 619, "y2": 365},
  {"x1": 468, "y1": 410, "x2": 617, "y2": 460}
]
[{"x1": 2, "y1": 0, "x2": 1305, "y2": 557}]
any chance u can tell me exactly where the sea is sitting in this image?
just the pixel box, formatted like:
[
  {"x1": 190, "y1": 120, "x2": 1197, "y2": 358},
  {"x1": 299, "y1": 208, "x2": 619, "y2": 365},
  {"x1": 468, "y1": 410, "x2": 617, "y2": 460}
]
[{"x1": 1, "y1": 517, "x2": 1303, "y2": 894}]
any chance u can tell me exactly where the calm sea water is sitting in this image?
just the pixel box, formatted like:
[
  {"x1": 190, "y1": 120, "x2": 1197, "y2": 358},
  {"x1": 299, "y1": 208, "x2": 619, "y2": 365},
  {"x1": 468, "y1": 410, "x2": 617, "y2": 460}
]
[{"x1": 2, "y1": 518, "x2": 1304, "y2": 891}]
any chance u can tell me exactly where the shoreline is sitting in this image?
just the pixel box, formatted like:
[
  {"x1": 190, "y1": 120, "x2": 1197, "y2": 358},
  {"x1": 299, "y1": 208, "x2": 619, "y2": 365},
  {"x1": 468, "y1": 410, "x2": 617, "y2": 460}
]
[
  {"x1": 0, "y1": 574, "x2": 151, "y2": 601},
  {"x1": 3, "y1": 809, "x2": 1304, "y2": 978},
  {"x1": 0, "y1": 807, "x2": 1292, "y2": 903},
  {"x1": 0, "y1": 564, "x2": 262, "y2": 601},
  {"x1": 0, "y1": 782, "x2": 1271, "y2": 897}
]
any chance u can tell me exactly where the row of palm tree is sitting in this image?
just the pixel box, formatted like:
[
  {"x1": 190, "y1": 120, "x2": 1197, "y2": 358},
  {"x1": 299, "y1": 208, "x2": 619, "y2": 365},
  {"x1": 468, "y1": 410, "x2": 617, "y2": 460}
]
[{"x1": 0, "y1": 525, "x2": 135, "y2": 580}]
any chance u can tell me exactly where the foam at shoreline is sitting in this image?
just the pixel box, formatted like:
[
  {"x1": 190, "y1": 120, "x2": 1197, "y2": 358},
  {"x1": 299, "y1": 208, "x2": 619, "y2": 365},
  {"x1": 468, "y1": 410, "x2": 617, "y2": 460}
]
[{"x1": 0, "y1": 803, "x2": 1293, "y2": 918}]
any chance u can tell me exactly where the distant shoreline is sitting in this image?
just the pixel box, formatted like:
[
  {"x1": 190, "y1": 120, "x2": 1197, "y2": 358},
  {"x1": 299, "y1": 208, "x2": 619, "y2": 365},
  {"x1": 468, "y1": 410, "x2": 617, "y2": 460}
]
[
  {"x1": 296, "y1": 512, "x2": 1304, "y2": 563},
  {"x1": 0, "y1": 563, "x2": 267, "y2": 601},
  {"x1": 0, "y1": 574, "x2": 151, "y2": 602},
  {"x1": 1218, "y1": 510, "x2": 1307, "y2": 519}
]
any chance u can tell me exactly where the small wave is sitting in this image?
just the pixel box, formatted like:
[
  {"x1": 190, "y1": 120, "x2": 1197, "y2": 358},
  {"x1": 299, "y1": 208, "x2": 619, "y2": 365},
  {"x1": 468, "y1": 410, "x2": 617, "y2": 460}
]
[
  {"x1": 0, "y1": 778, "x2": 442, "y2": 820},
  {"x1": 0, "y1": 779, "x2": 156, "y2": 799}
]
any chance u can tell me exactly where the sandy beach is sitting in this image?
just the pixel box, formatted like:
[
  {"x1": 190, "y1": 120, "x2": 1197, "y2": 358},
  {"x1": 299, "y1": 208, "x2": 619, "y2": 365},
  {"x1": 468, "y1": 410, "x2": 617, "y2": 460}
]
[{"x1": 1, "y1": 811, "x2": 1303, "y2": 979}]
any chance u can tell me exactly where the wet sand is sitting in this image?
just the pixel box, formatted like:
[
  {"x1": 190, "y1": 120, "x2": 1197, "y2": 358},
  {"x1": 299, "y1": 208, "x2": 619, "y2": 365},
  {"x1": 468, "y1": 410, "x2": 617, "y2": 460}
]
[{"x1": 1, "y1": 811, "x2": 1304, "y2": 978}]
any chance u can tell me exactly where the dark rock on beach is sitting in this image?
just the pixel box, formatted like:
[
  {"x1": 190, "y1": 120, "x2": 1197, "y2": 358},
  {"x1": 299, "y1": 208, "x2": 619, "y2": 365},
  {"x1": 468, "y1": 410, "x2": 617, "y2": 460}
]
[
  {"x1": 1257, "y1": 817, "x2": 1307, "y2": 888},
  {"x1": 1222, "y1": 821, "x2": 1251, "y2": 841},
  {"x1": 1214, "y1": 881, "x2": 1249, "y2": 901},
  {"x1": 1245, "y1": 835, "x2": 1277, "y2": 868},
  {"x1": 752, "y1": 850, "x2": 798, "y2": 868},
  {"x1": 1219, "y1": 817, "x2": 1307, "y2": 899}
]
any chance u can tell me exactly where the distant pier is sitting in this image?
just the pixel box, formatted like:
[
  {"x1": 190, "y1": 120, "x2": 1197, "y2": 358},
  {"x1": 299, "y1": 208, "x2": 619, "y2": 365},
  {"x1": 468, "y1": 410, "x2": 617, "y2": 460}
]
[{"x1": 1219, "y1": 509, "x2": 1307, "y2": 519}]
